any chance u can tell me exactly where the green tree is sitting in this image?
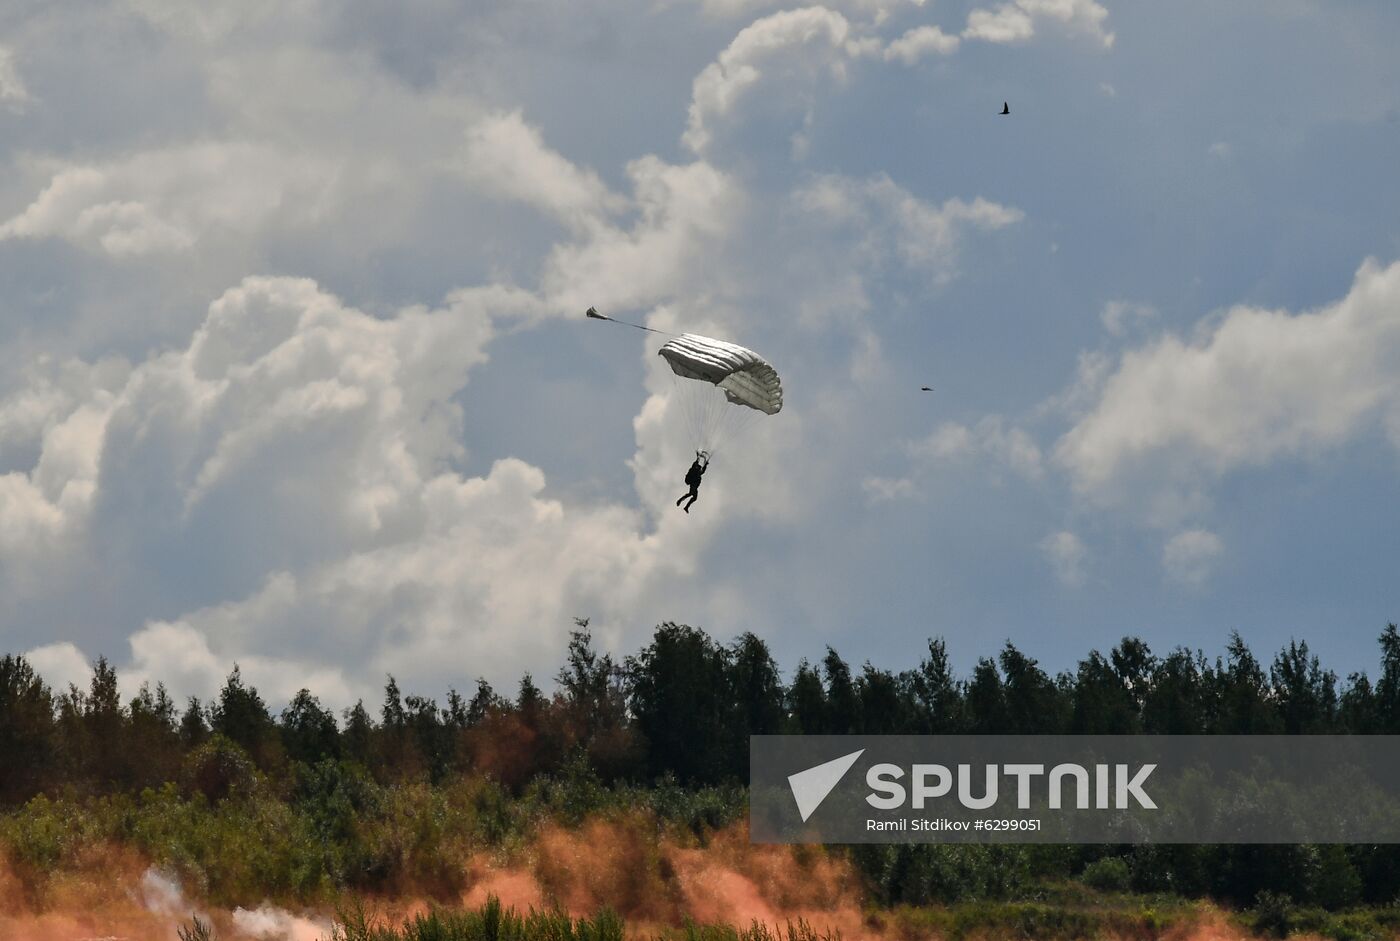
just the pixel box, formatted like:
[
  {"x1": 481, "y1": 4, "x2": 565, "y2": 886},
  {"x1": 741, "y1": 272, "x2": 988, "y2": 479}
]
[
  {"x1": 405, "y1": 693, "x2": 451, "y2": 781},
  {"x1": 179, "y1": 696, "x2": 210, "y2": 748},
  {"x1": 516, "y1": 673, "x2": 545, "y2": 737},
  {"x1": 821, "y1": 648, "x2": 859, "y2": 734},
  {"x1": 1374, "y1": 624, "x2": 1400, "y2": 731},
  {"x1": 280, "y1": 689, "x2": 340, "y2": 765},
  {"x1": 1210, "y1": 633, "x2": 1280, "y2": 733},
  {"x1": 0, "y1": 655, "x2": 56, "y2": 803},
  {"x1": 908, "y1": 638, "x2": 963, "y2": 733},
  {"x1": 467, "y1": 679, "x2": 504, "y2": 726},
  {"x1": 1338, "y1": 673, "x2": 1377, "y2": 733},
  {"x1": 517, "y1": 673, "x2": 543, "y2": 714},
  {"x1": 555, "y1": 625, "x2": 634, "y2": 779},
  {"x1": 444, "y1": 689, "x2": 469, "y2": 731},
  {"x1": 1111, "y1": 637, "x2": 1157, "y2": 717},
  {"x1": 855, "y1": 663, "x2": 906, "y2": 734},
  {"x1": 128, "y1": 681, "x2": 180, "y2": 788},
  {"x1": 966, "y1": 657, "x2": 1007, "y2": 733},
  {"x1": 1072, "y1": 651, "x2": 1139, "y2": 734},
  {"x1": 727, "y1": 632, "x2": 784, "y2": 775},
  {"x1": 341, "y1": 700, "x2": 375, "y2": 766},
  {"x1": 786, "y1": 659, "x2": 825, "y2": 734},
  {"x1": 377, "y1": 675, "x2": 416, "y2": 778},
  {"x1": 1270, "y1": 640, "x2": 1337, "y2": 733},
  {"x1": 211, "y1": 665, "x2": 280, "y2": 766},
  {"x1": 625, "y1": 622, "x2": 732, "y2": 784},
  {"x1": 84, "y1": 656, "x2": 126, "y2": 788},
  {"x1": 1143, "y1": 648, "x2": 1205, "y2": 733},
  {"x1": 556, "y1": 626, "x2": 619, "y2": 741},
  {"x1": 999, "y1": 642, "x2": 1066, "y2": 734}
]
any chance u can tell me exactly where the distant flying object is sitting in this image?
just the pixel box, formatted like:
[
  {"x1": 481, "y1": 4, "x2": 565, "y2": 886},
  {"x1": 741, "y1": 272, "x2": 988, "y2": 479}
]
[
  {"x1": 1000, "y1": 102, "x2": 1010, "y2": 115},
  {"x1": 920, "y1": 386, "x2": 934, "y2": 392}
]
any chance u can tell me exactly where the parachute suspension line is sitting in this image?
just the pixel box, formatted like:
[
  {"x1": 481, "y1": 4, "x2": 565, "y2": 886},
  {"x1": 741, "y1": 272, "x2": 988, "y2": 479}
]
[
  {"x1": 668, "y1": 372, "x2": 761, "y2": 460},
  {"x1": 670, "y1": 370, "x2": 718, "y2": 453},
  {"x1": 696, "y1": 384, "x2": 722, "y2": 450},
  {"x1": 723, "y1": 403, "x2": 760, "y2": 454},
  {"x1": 585, "y1": 306, "x2": 677, "y2": 337},
  {"x1": 704, "y1": 385, "x2": 735, "y2": 454},
  {"x1": 655, "y1": 331, "x2": 782, "y2": 460},
  {"x1": 713, "y1": 402, "x2": 760, "y2": 461},
  {"x1": 669, "y1": 373, "x2": 713, "y2": 455}
]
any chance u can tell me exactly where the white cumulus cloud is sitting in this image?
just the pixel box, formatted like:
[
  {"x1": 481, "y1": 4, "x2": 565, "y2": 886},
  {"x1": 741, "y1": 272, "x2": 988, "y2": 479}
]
[
  {"x1": 1056, "y1": 258, "x2": 1400, "y2": 518},
  {"x1": 1162, "y1": 529, "x2": 1223, "y2": 587},
  {"x1": 684, "y1": 7, "x2": 862, "y2": 154},
  {"x1": 458, "y1": 111, "x2": 628, "y2": 232},
  {"x1": 0, "y1": 143, "x2": 336, "y2": 256},
  {"x1": 541, "y1": 156, "x2": 741, "y2": 314},
  {"x1": 23, "y1": 642, "x2": 92, "y2": 694},
  {"x1": 793, "y1": 173, "x2": 1022, "y2": 283},
  {"x1": 700, "y1": 0, "x2": 924, "y2": 22},
  {"x1": 1101, "y1": 299, "x2": 1157, "y2": 336},
  {"x1": 884, "y1": 25, "x2": 960, "y2": 63},
  {"x1": 0, "y1": 268, "x2": 807, "y2": 706},
  {"x1": 1040, "y1": 530, "x2": 1088, "y2": 587},
  {"x1": 963, "y1": 0, "x2": 1114, "y2": 48},
  {"x1": 865, "y1": 416, "x2": 1044, "y2": 501},
  {"x1": 0, "y1": 46, "x2": 28, "y2": 109}
]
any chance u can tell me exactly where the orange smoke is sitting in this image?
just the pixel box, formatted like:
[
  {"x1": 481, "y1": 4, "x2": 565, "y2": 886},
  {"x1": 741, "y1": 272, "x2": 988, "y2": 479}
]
[
  {"x1": 466, "y1": 816, "x2": 870, "y2": 938},
  {"x1": 0, "y1": 816, "x2": 1254, "y2": 941}
]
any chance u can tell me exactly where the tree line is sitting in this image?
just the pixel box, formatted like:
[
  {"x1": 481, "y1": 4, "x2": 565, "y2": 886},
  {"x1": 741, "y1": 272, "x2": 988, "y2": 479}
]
[{"x1": 3, "y1": 622, "x2": 1400, "y2": 805}]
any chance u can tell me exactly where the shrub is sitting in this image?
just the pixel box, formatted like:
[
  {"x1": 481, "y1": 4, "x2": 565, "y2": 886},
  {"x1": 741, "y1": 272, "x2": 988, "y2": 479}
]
[
  {"x1": 182, "y1": 736, "x2": 260, "y2": 802},
  {"x1": 1253, "y1": 890, "x2": 1296, "y2": 938},
  {"x1": 1082, "y1": 856, "x2": 1132, "y2": 892},
  {"x1": 178, "y1": 915, "x2": 216, "y2": 941}
]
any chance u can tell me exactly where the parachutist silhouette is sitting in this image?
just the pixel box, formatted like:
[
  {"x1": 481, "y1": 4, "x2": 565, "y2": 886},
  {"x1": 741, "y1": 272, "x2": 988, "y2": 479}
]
[
  {"x1": 1000, "y1": 102, "x2": 1010, "y2": 115},
  {"x1": 676, "y1": 452, "x2": 709, "y2": 513}
]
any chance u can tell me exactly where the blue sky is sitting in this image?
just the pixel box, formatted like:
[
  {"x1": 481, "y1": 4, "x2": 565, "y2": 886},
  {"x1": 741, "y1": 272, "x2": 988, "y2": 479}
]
[{"x1": 0, "y1": 0, "x2": 1397, "y2": 707}]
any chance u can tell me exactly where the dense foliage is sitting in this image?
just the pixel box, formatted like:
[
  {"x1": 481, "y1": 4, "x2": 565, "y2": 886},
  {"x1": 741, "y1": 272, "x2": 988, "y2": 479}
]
[{"x1": 3, "y1": 622, "x2": 1400, "y2": 912}]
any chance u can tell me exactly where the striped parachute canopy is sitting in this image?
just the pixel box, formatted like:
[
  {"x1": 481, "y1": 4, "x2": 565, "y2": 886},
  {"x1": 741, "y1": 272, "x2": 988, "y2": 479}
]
[
  {"x1": 658, "y1": 333, "x2": 782, "y2": 453},
  {"x1": 658, "y1": 334, "x2": 783, "y2": 414}
]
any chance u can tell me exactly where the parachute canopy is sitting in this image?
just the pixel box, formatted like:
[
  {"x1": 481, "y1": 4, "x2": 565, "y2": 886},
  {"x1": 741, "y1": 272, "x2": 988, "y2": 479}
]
[{"x1": 658, "y1": 333, "x2": 783, "y2": 416}]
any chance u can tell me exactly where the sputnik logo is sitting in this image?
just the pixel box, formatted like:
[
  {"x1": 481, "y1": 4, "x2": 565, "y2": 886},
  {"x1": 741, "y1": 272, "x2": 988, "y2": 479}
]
[{"x1": 787, "y1": 749, "x2": 865, "y2": 822}]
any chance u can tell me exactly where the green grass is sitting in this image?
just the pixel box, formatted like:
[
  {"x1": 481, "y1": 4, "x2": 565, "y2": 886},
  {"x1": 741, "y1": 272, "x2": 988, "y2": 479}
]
[
  {"x1": 1240, "y1": 892, "x2": 1400, "y2": 941},
  {"x1": 879, "y1": 897, "x2": 1187, "y2": 941},
  {"x1": 157, "y1": 886, "x2": 1400, "y2": 941},
  {"x1": 328, "y1": 895, "x2": 626, "y2": 941},
  {"x1": 317, "y1": 896, "x2": 836, "y2": 941}
]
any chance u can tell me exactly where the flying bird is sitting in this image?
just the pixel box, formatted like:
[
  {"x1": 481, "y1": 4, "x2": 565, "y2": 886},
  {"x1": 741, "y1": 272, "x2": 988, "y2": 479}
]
[
  {"x1": 920, "y1": 386, "x2": 933, "y2": 392},
  {"x1": 1000, "y1": 102, "x2": 1010, "y2": 115}
]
